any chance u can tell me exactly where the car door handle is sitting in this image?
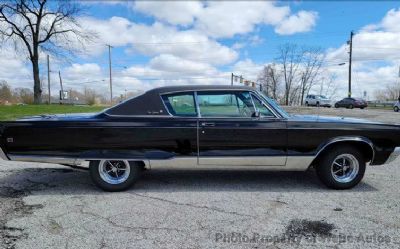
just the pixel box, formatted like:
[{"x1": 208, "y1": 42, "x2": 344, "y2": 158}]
[{"x1": 200, "y1": 122, "x2": 215, "y2": 127}]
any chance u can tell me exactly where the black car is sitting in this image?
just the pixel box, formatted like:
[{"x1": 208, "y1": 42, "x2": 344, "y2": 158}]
[
  {"x1": 335, "y1": 97, "x2": 368, "y2": 109},
  {"x1": 0, "y1": 85, "x2": 399, "y2": 191}
]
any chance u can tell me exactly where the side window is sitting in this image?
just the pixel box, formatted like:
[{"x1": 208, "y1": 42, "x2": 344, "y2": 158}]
[
  {"x1": 161, "y1": 93, "x2": 197, "y2": 116},
  {"x1": 251, "y1": 94, "x2": 274, "y2": 117},
  {"x1": 197, "y1": 91, "x2": 254, "y2": 117}
]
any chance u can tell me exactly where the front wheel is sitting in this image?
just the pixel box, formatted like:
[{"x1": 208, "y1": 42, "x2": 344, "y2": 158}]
[
  {"x1": 89, "y1": 160, "x2": 143, "y2": 191},
  {"x1": 316, "y1": 146, "x2": 366, "y2": 189},
  {"x1": 394, "y1": 106, "x2": 399, "y2": 112},
  {"x1": 348, "y1": 104, "x2": 354, "y2": 109},
  {"x1": 334, "y1": 104, "x2": 339, "y2": 108}
]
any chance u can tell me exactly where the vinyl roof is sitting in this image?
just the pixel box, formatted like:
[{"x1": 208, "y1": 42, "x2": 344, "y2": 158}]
[{"x1": 105, "y1": 85, "x2": 256, "y2": 116}]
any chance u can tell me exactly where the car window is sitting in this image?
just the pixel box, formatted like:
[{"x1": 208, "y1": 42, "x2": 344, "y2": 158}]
[
  {"x1": 197, "y1": 91, "x2": 254, "y2": 117},
  {"x1": 162, "y1": 93, "x2": 197, "y2": 116},
  {"x1": 251, "y1": 94, "x2": 274, "y2": 117}
]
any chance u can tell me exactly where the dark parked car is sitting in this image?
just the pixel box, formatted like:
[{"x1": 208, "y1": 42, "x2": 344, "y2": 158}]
[
  {"x1": 0, "y1": 85, "x2": 399, "y2": 191},
  {"x1": 335, "y1": 97, "x2": 368, "y2": 109}
]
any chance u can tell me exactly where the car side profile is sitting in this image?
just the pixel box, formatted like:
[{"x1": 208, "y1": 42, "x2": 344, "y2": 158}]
[
  {"x1": 0, "y1": 85, "x2": 399, "y2": 191},
  {"x1": 335, "y1": 97, "x2": 368, "y2": 109},
  {"x1": 305, "y1": 94, "x2": 332, "y2": 107}
]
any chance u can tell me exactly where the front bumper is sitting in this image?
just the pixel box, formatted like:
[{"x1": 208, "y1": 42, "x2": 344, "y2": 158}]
[
  {"x1": 385, "y1": 147, "x2": 400, "y2": 164},
  {"x1": 0, "y1": 147, "x2": 9, "y2": 160}
]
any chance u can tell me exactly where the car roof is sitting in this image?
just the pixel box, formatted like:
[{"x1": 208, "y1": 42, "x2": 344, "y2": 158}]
[
  {"x1": 105, "y1": 84, "x2": 256, "y2": 116},
  {"x1": 147, "y1": 84, "x2": 253, "y2": 94}
]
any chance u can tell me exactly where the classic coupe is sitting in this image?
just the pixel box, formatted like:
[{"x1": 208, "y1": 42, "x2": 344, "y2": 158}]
[{"x1": 0, "y1": 85, "x2": 399, "y2": 191}]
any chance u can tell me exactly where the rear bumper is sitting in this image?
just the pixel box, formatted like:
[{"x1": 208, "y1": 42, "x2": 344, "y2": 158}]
[
  {"x1": 385, "y1": 147, "x2": 400, "y2": 164},
  {"x1": 0, "y1": 147, "x2": 9, "y2": 160}
]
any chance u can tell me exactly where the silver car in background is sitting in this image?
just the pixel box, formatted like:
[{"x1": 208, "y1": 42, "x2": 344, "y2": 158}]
[
  {"x1": 394, "y1": 101, "x2": 400, "y2": 112},
  {"x1": 305, "y1": 94, "x2": 332, "y2": 107}
]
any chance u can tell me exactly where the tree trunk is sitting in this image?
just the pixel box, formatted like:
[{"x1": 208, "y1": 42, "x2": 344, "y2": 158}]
[{"x1": 32, "y1": 57, "x2": 42, "y2": 104}]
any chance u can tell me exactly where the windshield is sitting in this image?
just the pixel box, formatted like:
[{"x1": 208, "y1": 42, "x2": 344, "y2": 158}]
[
  {"x1": 319, "y1": 95, "x2": 328, "y2": 99},
  {"x1": 258, "y1": 92, "x2": 290, "y2": 118}
]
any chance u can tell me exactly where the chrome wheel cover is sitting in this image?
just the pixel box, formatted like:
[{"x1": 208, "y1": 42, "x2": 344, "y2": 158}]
[
  {"x1": 98, "y1": 160, "x2": 130, "y2": 185},
  {"x1": 331, "y1": 154, "x2": 359, "y2": 183}
]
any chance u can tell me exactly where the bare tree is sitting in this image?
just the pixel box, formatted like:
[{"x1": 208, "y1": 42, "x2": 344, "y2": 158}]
[
  {"x1": 299, "y1": 47, "x2": 325, "y2": 105},
  {"x1": 0, "y1": 0, "x2": 94, "y2": 104},
  {"x1": 257, "y1": 63, "x2": 282, "y2": 100},
  {"x1": 276, "y1": 43, "x2": 302, "y2": 105}
]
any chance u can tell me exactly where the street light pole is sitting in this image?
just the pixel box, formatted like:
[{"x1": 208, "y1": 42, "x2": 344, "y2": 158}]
[{"x1": 348, "y1": 31, "x2": 354, "y2": 98}]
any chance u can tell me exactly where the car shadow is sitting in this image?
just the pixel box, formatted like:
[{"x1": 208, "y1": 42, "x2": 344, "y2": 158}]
[{"x1": 0, "y1": 167, "x2": 378, "y2": 195}]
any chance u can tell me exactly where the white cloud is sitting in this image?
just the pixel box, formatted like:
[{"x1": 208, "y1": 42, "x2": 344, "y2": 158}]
[
  {"x1": 132, "y1": 1, "x2": 318, "y2": 38},
  {"x1": 275, "y1": 11, "x2": 318, "y2": 35},
  {"x1": 134, "y1": 1, "x2": 203, "y2": 26},
  {"x1": 79, "y1": 17, "x2": 238, "y2": 65}
]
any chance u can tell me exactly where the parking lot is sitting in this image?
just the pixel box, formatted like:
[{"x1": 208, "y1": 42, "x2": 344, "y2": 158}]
[{"x1": 0, "y1": 107, "x2": 399, "y2": 249}]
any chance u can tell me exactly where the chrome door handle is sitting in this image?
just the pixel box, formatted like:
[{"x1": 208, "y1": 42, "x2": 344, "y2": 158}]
[{"x1": 201, "y1": 122, "x2": 215, "y2": 127}]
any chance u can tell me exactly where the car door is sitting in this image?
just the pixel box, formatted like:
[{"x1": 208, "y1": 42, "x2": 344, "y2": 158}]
[{"x1": 197, "y1": 90, "x2": 287, "y2": 166}]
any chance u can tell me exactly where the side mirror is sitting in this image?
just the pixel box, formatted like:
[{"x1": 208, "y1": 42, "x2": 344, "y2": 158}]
[{"x1": 252, "y1": 110, "x2": 260, "y2": 118}]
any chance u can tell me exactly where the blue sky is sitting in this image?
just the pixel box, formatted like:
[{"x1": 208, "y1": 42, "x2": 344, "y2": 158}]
[{"x1": 2, "y1": 1, "x2": 400, "y2": 100}]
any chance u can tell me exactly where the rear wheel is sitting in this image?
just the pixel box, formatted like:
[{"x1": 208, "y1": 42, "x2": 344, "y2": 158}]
[
  {"x1": 89, "y1": 160, "x2": 143, "y2": 191},
  {"x1": 315, "y1": 146, "x2": 366, "y2": 189}
]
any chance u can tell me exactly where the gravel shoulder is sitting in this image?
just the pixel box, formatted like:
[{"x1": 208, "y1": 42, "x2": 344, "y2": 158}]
[{"x1": 0, "y1": 107, "x2": 399, "y2": 249}]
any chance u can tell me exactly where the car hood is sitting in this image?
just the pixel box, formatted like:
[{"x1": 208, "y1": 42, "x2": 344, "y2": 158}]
[{"x1": 288, "y1": 114, "x2": 382, "y2": 124}]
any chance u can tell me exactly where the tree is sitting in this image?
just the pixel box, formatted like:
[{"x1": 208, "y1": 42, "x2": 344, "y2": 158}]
[
  {"x1": 257, "y1": 63, "x2": 282, "y2": 100},
  {"x1": 276, "y1": 43, "x2": 302, "y2": 105},
  {"x1": 0, "y1": 80, "x2": 13, "y2": 103},
  {"x1": 298, "y1": 47, "x2": 324, "y2": 105},
  {"x1": 0, "y1": 0, "x2": 93, "y2": 104}
]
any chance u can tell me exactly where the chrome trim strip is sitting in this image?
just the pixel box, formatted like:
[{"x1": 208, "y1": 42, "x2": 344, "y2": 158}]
[
  {"x1": 384, "y1": 147, "x2": 400, "y2": 164},
  {"x1": 0, "y1": 147, "x2": 9, "y2": 160},
  {"x1": 7, "y1": 155, "x2": 150, "y2": 169},
  {"x1": 198, "y1": 156, "x2": 286, "y2": 166},
  {"x1": 315, "y1": 136, "x2": 375, "y2": 162},
  {"x1": 7, "y1": 154, "x2": 312, "y2": 171},
  {"x1": 150, "y1": 156, "x2": 311, "y2": 171}
]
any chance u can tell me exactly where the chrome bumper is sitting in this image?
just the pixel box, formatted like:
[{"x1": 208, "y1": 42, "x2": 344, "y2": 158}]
[
  {"x1": 0, "y1": 147, "x2": 9, "y2": 160},
  {"x1": 385, "y1": 147, "x2": 400, "y2": 164}
]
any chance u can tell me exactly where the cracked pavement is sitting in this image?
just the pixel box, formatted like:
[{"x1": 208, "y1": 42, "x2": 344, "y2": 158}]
[{"x1": 0, "y1": 107, "x2": 399, "y2": 249}]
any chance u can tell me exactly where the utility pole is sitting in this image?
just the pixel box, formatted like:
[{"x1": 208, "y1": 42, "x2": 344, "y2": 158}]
[
  {"x1": 47, "y1": 55, "x2": 51, "y2": 104},
  {"x1": 58, "y1": 71, "x2": 63, "y2": 93},
  {"x1": 58, "y1": 71, "x2": 63, "y2": 103},
  {"x1": 348, "y1": 31, "x2": 354, "y2": 98},
  {"x1": 107, "y1": 44, "x2": 113, "y2": 104},
  {"x1": 231, "y1": 73, "x2": 234, "y2": 86}
]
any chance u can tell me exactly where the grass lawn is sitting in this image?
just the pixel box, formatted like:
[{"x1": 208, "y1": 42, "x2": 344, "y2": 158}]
[{"x1": 0, "y1": 104, "x2": 108, "y2": 121}]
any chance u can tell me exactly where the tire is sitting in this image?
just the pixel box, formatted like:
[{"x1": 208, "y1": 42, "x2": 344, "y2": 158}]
[
  {"x1": 394, "y1": 106, "x2": 399, "y2": 112},
  {"x1": 316, "y1": 146, "x2": 366, "y2": 189},
  {"x1": 316, "y1": 102, "x2": 320, "y2": 107},
  {"x1": 360, "y1": 107, "x2": 364, "y2": 109},
  {"x1": 334, "y1": 103, "x2": 339, "y2": 108},
  {"x1": 89, "y1": 160, "x2": 143, "y2": 192},
  {"x1": 305, "y1": 101, "x2": 309, "y2": 106},
  {"x1": 348, "y1": 104, "x2": 354, "y2": 109}
]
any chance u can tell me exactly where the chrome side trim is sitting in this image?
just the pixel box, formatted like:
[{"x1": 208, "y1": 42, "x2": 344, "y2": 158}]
[
  {"x1": 149, "y1": 156, "x2": 312, "y2": 171},
  {"x1": 7, "y1": 154, "x2": 312, "y2": 171},
  {"x1": 0, "y1": 147, "x2": 9, "y2": 160},
  {"x1": 198, "y1": 156, "x2": 286, "y2": 166},
  {"x1": 384, "y1": 147, "x2": 400, "y2": 164},
  {"x1": 315, "y1": 136, "x2": 375, "y2": 162},
  {"x1": 7, "y1": 155, "x2": 150, "y2": 169}
]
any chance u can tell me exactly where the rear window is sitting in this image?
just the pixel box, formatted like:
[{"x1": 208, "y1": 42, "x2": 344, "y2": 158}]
[{"x1": 161, "y1": 93, "x2": 197, "y2": 116}]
